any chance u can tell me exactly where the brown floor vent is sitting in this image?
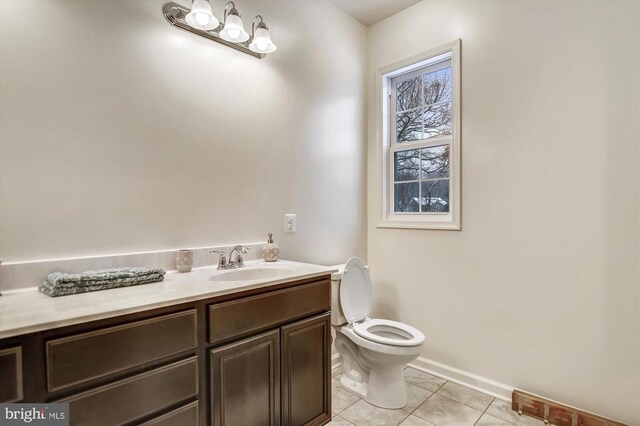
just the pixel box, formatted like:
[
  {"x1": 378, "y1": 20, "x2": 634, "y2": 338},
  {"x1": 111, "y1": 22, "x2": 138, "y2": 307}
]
[{"x1": 512, "y1": 390, "x2": 628, "y2": 426}]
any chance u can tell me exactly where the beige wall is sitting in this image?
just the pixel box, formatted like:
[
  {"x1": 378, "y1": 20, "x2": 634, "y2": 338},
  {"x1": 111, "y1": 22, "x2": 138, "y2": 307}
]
[
  {"x1": 367, "y1": 1, "x2": 640, "y2": 424},
  {"x1": 0, "y1": 0, "x2": 367, "y2": 265},
  {"x1": 2, "y1": 0, "x2": 639, "y2": 422}
]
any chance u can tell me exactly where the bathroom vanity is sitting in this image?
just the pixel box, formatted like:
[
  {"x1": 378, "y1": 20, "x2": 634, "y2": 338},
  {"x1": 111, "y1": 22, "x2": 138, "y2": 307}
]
[{"x1": 0, "y1": 261, "x2": 335, "y2": 426}]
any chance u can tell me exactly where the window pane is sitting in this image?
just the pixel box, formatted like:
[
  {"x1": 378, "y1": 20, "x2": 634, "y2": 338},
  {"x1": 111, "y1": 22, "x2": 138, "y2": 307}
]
[
  {"x1": 394, "y1": 149, "x2": 420, "y2": 181},
  {"x1": 423, "y1": 102, "x2": 452, "y2": 139},
  {"x1": 396, "y1": 76, "x2": 421, "y2": 112},
  {"x1": 421, "y1": 145, "x2": 449, "y2": 179},
  {"x1": 424, "y1": 67, "x2": 452, "y2": 105},
  {"x1": 397, "y1": 109, "x2": 422, "y2": 143},
  {"x1": 394, "y1": 182, "x2": 419, "y2": 212},
  {"x1": 420, "y1": 179, "x2": 449, "y2": 213}
]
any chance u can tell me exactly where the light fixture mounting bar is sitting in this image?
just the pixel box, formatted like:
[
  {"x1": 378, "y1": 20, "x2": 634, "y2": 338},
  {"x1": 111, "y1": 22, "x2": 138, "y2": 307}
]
[{"x1": 162, "y1": 2, "x2": 265, "y2": 59}]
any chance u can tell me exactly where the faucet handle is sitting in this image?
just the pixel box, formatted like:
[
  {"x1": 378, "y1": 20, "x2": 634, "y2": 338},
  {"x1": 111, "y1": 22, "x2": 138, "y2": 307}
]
[{"x1": 209, "y1": 249, "x2": 227, "y2": 269}]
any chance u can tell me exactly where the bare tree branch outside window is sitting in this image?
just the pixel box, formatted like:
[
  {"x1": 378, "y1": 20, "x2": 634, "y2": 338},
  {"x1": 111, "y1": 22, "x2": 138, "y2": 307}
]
[
  {"x1": 396, "y1": 68, "x2": 452, "y2": 143},
  {"x1": 393, "y1": 66, "x2": 453, "y2": 214}
]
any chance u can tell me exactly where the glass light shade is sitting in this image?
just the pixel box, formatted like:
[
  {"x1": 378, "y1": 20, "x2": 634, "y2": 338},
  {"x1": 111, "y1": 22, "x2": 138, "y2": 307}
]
[
  {"x1": 249, "y1": 27, "x2": 277, "y2": 54},
  {"x1": 220, "y1": 13, "x2": 250, "y2": 43},
  {"x1": 185, "y1": 0, "x2": 219, "y2": 31}
]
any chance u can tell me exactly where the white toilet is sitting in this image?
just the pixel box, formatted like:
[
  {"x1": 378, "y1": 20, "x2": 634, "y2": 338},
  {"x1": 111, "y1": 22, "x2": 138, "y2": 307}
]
[{"x1": 331, "y1": 257, "x2": 425, "y2": 409}]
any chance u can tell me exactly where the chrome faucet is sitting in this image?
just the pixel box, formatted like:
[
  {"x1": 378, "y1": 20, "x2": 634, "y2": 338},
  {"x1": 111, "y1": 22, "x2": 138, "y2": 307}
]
[
  {"x1": 210, "y1": 245, "x2": 250, "y2": 270},
  {"x1": 228, "y1": 245, "x2": 249, "y2": 268}
]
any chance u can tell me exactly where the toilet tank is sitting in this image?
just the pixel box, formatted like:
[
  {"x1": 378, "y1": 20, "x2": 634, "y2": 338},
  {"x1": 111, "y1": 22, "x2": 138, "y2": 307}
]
[{"x1": 329, "y1": 264, "x2": 348, "y2": 326}]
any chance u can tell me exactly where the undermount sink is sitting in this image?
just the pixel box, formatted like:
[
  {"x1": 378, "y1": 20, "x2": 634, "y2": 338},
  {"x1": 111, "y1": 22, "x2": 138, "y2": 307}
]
[{"x1": 210, "y1": 266, "x2": 294, "y2": 282}]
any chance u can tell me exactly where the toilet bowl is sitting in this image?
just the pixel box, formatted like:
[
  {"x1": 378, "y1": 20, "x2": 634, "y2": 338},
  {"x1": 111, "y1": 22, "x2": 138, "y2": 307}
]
[{"x1": 331, "y1": 257, "x2": 425, "y2": 409}]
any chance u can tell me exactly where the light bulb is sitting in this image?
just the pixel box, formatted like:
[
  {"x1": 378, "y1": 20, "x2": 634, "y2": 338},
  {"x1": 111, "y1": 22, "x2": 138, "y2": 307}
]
[
  {"x1": 195, "y1": 12, "x2": 210, "y2": 26},
  {"x1": 185, "y1": 0, "x2": 219, "y2": 31},
  {"x1": 256, "y1": 39, "x2": 268, "y2": 50},
  {"x1": 227, "y1": 28, "x2": 240, "y2": 40}
]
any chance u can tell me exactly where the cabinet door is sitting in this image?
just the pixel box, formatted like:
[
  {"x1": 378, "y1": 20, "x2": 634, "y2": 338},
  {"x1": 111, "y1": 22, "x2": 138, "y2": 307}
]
[
  {"x1": 0, "y1": 347, "x2": 23, "y2": 403},
  {"x1": 281, "y1": 313, "x2": 331, "y2": 426},
  {"x1": 210, "y1": 329, "x2": 280, "y2": 426}
]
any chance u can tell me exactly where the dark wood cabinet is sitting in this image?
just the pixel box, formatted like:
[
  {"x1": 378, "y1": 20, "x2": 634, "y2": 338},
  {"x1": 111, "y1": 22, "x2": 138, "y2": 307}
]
[
  {"x1": 58, "y1": 357, "x2": 198, "y2": 426},
  {"x1": 281, "y1": 313, "x2": 331, "y2": 426},
  {"x1": 46, "y1": 310, "x2": 197, "y2": 392},
  {"x1": 0, "y1": 275, "x2": 331, "y2": 426},
  {"x1": 210, "y1": 330, "x2": 281, "y2": 426},
  {"x1": 0, "y1": 346, "x2": 23, "y2": 403},
  {"x1": 208, "y1": 281, "x2": 330, "y2": 345},
  {"x1": 209, "y1": 312, "x2": 332, "y2": 426}
]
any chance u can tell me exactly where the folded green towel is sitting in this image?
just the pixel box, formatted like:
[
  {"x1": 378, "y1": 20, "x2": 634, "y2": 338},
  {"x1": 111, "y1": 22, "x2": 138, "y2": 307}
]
[
  {"x1": 39, "y1": 267, "x2": 166, "y2": 297},
  {"x1": 46, "y1": 267, "x2": 166, "y2": 287}
]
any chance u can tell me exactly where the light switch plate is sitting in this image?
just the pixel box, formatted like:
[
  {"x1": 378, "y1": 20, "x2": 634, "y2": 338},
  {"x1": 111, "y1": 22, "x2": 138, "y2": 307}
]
[{"x1": 284, "y1": 214, "x2": 296, "y2": 234}]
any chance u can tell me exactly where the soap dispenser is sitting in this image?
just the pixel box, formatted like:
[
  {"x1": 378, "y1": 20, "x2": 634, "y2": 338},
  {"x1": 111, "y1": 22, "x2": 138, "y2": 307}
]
[{"x1": 262, "y1": 233, "x2": 280, "y2": 262}]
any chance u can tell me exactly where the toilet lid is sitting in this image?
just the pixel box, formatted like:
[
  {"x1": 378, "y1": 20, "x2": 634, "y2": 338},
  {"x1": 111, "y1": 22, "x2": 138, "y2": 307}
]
[{"x1": 340, "y1": 257, "x2": 373, "y2": 325}]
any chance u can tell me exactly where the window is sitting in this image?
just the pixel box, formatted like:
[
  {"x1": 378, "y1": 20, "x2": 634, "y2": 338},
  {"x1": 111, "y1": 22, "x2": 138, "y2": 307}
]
[{"x1": 376, "y1": 40, "x2": 460, "y2": 230}]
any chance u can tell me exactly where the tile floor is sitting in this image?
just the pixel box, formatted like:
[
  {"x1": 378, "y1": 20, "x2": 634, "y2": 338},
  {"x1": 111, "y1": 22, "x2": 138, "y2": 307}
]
[{"x1": 329, "y1": 366, "x2": 546, "y2": 426}]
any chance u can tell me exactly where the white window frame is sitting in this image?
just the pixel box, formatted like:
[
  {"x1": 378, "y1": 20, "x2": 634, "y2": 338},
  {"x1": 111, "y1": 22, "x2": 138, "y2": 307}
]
[{"x1": 376, "y1": 39, "x2": 461, "y2": 230}]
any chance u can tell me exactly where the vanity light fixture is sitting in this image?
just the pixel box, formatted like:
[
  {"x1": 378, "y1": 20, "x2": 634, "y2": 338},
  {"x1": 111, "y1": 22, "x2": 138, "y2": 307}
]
[
  {"x1": 219, "y1": 2, "x2": 250, "y2": 43},
  {"x1": 163, "y1": 1, "x2": 277, "y2": 59}
]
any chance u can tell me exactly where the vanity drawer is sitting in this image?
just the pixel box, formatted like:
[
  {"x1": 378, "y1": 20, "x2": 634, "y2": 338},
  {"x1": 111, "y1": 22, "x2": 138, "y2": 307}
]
[
  {"x1": 59, "y1": 356, "x2": 198, "y2": 426},
  {"x1": 209, "y1": 279, "x2": 330, "y2": 344},
  {"x1": 46, "y1": 309, "x2": 197, "y2": 392},
  {"x1": 141, "y1": 401, "x2": 199, "y2": 426},
  {"x1": 0, "y1": 346, "x2": 23, "y2": 402}
]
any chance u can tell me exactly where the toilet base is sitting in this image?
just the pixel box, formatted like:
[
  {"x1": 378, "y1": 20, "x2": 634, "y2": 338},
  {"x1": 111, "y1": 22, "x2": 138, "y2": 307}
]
[
  {"x1": 334, "y1": 325, "x2": 424, "y2": 409},
  {"x1": 340, "y1": 374, "x2": 368, "y2": 399},
  {"x1": 339, "y1": 362, "x2": 407, "y2": 409},
  {"x1": 362, "y1": 363, "x2": 407, "y2": 409}
]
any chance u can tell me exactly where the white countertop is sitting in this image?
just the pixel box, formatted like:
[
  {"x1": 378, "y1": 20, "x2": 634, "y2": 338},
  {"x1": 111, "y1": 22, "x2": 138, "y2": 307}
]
[{"x1": 0, "y1": 260, "x2": 337, "y2": 339}]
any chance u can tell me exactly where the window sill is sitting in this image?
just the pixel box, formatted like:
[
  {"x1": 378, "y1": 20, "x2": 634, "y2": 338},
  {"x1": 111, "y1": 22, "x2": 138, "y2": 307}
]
[{"x1": 376, "y1": 220, "x2": 460, "y2": 231}]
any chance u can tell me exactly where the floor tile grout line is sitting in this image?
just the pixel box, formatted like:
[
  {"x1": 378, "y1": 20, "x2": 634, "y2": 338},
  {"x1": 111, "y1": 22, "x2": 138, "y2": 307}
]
[
  {"x1": 336, "y1": 395, "x2": 361, "y2": 417},
  {"x1": 433, "y1": 381, "x2": 497, "y2": 414},
  {"x1": 476, "y1": 399, "x2": 523, "y2": 426},
  {"x1": 403, "y1": 367, "x2": 453, "y2": 422},
  {"x1": 411, "y1": 387, "x2": 497, "y2": 426},
  {"x1": 408, "y1": 380, "x2": 447, "y2": 424},
  {"x1": 402, "y1": 370, "x2": 447, "y2": 417},
  {"x1": 404, "y1": 374, "x2": 448, "y2": 394},
  {"x1": 431, "y1": 391, "x2": 493, "y2": 416},
  {"x1": 472, "y1": 396, "x2": 495, "y2": 426},
  {"x1": 331, "y1": 375, "x2": 360, "y2": 416},
  {"x1": 337, "y1": 414, "x2": 357, "y2": 426},
  {"x1": 406, "y1": 365, "x2": 500, "y2": 408}
]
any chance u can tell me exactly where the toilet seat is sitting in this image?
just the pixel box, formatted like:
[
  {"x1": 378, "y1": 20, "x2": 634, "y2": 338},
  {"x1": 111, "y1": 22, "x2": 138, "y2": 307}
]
[
  {"x1": 338, "y1": 325, "x2": 423, "y2": 356},
  {"x1": 339, "y1": 257, "x2": 425, "y2": 348},
  {"x1": 353, "y1": 319, "x2": 424, "y2": 347}
]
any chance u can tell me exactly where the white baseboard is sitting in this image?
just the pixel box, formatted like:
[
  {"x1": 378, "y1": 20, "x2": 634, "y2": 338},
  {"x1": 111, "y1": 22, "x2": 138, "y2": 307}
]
[
  {"x1": 331, "y1": 353, "x2": 511, "y2": 402},
  {"x1": 331, "y1": 353, "x2": 341, "y2": 369},
  {"x1": 407, "y1": 356, "x2": 513, "y2": 402}
]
